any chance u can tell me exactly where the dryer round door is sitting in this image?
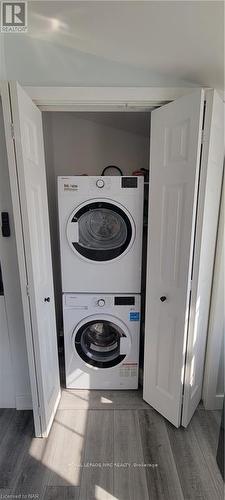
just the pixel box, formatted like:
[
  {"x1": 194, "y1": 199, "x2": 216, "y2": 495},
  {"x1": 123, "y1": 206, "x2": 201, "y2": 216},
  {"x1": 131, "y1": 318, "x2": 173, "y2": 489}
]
[
  {"x1": 72, "y1": 315, "x2": 131, "y2": 368},
  {"x1": 66, "y1": 200, "x2": 135, "y2": 262}
]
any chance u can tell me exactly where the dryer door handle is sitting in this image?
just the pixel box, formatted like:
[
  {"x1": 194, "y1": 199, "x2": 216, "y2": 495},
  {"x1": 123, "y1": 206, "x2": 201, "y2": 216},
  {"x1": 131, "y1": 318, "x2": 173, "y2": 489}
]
[
  {"x1": 120, "y1": 336, "x2": 130, "y2": 355},
  {"x1": 68, "y1": 220, "x2": 79, "y2": 243}
]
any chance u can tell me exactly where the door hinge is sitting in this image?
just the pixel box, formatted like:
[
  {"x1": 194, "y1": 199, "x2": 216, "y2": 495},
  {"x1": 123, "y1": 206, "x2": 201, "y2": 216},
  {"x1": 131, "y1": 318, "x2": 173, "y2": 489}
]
[
  {"x1": 37, "y1": 406, "x2": 41, "y2": 416},
  {"x1": 26, "y1": 284, "x2": 30, "y2": 297},
  {"x1": 10, "y1": 123, "x2": 15, "y2": 140}
]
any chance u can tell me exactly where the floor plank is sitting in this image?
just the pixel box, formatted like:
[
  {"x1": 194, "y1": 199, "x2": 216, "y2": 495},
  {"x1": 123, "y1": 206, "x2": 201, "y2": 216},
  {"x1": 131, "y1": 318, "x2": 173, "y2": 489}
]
[
  {"x1": 12, "y1": 430, "x2": 51, "y2": 499},
  {"x1": 59, "y1": 389, "x2": 149, "y2": 411},
  {"x1": 0, "y1": 410, "x2": 33, "y2": 489},
  {"x1": 47, "y1": 410, "x2": 87, "y2": 486},
  {"x1": 212, "y1": 409, "x2": 223, "y2": 428},
  {"x1": 114, "y1": 410, "x2": 149, "y2": 500},
  {"x1": 0, "y1": 490, "x2": 12, "y2": 499},
  {"x1": 79, "y1": 410, "x2": 114, "y2": 500},
  {"x1": 0, "y1": 409, "x2": 16, "y2": 443},
  {"x1": 44, "y1": 486, "x2": 80, "y2": 500},
  {"x1": 0, "y1": 394, "x2": 222, "y2": 500},
  {"x1": 139, "y1": 410, "x2": 184, "y2": 500},
  {"x1": 166, "y1": 418, "x2": 222, "y2": 500},
  {"x1": 13, "y1": 409, "x2": 87, "y2": 497},
  {"x1": 191, "y1": 409, "x2": 224, "y2": 499}
]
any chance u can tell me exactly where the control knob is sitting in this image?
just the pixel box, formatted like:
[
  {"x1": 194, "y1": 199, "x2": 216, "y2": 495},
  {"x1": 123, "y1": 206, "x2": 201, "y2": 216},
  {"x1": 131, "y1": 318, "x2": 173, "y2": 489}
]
[
  {"x1": 98, "y1": 299, "x2": 105, "y2": 307},
  {"x1": 96, "y1": 179, "x2": 105, "y2": 188}
]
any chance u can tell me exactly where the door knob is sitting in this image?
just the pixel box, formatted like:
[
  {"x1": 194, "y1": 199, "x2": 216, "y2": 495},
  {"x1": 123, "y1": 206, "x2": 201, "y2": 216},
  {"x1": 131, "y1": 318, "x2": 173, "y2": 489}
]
[
  {"x1": 160, "y1": 296, "x2": 167, "y2": 302},
  {"x1": 44, "y1": 297, "x2": 50, "y2": 302}
]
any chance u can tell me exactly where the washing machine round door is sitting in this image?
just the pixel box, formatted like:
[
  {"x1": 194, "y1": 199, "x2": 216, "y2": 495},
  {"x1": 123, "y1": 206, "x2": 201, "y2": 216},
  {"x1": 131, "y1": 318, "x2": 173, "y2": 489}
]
[
  {"x1": 73, "y1": 318, "x2": 131, "y2": 368},
  {"x1": 67, "y1": 200, "x2": 135, "y2": 262}
]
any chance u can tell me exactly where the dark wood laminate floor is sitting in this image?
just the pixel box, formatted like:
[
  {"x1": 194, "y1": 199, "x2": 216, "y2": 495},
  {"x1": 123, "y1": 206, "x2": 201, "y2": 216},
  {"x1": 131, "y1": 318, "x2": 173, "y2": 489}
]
[{"x1": 0, "y1": 391, "x2": 223, "y2": 500}]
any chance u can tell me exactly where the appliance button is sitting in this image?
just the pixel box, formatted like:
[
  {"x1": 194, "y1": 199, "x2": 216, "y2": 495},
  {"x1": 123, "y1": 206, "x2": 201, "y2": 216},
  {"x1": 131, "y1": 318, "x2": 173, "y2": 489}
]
[
  {"x1": 96, "y1": 179, "x2": 105, "y2": 188},
  {"x1": 98, "y1": 299, "x2": 105, "y2": 307}
]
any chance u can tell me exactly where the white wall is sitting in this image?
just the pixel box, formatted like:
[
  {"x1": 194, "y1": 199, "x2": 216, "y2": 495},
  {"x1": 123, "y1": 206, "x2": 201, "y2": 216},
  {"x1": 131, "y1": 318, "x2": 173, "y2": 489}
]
[
  {"x1": 0, "y1": 296, "x2": 15, "y2": 407},
  {"x1": 43, "y1": 112, "x2": 150, "y2": 177},
  {"x1": 42, "y1": 111, "x2": 150, "y2": 330},
  {"x1": 203, "y1": 173, "x2": 224, "y2": 409},
  {"x1": 217, "y1": 334, "x2": 224, "y2": 394},
  {"x1": 0, "y1": 100, "x2": 31, "y2": 409}
]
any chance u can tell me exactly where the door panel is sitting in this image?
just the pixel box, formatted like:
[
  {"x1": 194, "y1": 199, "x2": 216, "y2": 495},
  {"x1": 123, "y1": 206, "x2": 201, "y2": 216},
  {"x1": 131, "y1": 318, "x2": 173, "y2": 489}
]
[
  {"x1": 2, "y1": 81, "x2": 60, "y2": 437},
  {"x1": 159, "y1": 185, "x2": 184, "y2": 285},
  {"x1": 182, "y1": 90, "x2": 224, "y2": 426},
  {"x1": 143, "y1": 89, "x2": 204, "y2": 427},
  {"x1": 74, "y1": 317, "x2": 131, "y2": 369},
  {"x1": 67, "y1": 200, "x2": 134, "y2": 262}
]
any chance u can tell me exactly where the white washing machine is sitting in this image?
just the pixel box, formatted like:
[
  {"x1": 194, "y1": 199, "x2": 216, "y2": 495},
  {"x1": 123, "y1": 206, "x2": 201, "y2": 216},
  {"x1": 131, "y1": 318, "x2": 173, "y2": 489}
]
[
  {"x1": 58, "y1": 176, "x2": 144, "y2": 293},
  {"x1": 63, "y1": 293, "x2": 141, "y2": 389}
]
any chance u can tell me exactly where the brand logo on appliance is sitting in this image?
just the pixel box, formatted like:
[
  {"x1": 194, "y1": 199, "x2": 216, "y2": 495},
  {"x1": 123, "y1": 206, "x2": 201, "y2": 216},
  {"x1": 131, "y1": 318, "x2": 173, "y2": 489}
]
[{"x1": 64, "y1": 183, "x2": 78, "y2": 192}]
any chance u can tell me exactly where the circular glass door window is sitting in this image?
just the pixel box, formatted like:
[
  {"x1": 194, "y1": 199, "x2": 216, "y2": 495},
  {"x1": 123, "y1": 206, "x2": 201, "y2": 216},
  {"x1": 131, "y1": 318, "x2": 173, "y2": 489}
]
[
  {"x1": 67, "y1": 201, "x2": 134, "y2": 261},
  {"x1": 74, "y1": 319, "x2": 128, "y2": 368}
]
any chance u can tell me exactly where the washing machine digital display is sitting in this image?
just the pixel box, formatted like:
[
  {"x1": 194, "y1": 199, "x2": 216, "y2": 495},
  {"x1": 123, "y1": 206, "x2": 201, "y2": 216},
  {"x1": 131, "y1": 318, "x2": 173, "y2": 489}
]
[
  {"x1": 67, "y1": 201, "x2": 134, "y2": 262},
  {"x1": 74, "y1": 319, "x2": 127, "y2": 368}
]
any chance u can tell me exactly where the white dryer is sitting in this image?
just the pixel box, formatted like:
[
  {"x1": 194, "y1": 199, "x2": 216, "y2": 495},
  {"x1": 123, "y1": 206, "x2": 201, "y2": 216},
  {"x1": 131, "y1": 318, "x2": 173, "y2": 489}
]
[
  {"x1": 58, "y1": 176, "x2": 144, "y2": 293},
  {"x1": 63, "y1": 293, "x2": 140, "y2": 389}
]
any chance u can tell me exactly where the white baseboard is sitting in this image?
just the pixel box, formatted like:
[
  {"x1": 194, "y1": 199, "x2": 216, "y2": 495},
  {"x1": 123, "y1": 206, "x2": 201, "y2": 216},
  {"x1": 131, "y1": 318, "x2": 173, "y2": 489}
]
[
  {"x1": 203, "y1": 393, "x2": 224, "y2": 410},
  {"x1": 16, "y1": 394, "x2": 32, "y2": 410},
  {"x1": 215, "y1": 394, "x2": 224, "y2": 410}
]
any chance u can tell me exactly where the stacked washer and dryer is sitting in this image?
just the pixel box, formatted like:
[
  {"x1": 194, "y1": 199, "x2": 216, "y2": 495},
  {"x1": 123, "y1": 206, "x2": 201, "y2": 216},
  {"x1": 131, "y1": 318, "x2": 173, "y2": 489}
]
[{"x1": 58, "y1": 176, "x2": 144, "y2": 389}]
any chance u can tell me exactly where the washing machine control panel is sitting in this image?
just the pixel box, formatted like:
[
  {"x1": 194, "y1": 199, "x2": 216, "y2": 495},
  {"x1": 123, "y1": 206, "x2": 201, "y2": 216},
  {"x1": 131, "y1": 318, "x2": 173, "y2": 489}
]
[
  {"x1": 64, "y1": 295, "x2": 138, "y2": 312},
  {"x1": 96, "y1": 178, "x2": 105, "y2": 188}
]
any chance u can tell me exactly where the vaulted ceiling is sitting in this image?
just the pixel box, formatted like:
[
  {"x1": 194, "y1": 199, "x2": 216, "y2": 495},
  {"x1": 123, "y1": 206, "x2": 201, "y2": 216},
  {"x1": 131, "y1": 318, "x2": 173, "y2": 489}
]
[{"x1": 1, "y1": 1, "x2": 224, "y2": 89}]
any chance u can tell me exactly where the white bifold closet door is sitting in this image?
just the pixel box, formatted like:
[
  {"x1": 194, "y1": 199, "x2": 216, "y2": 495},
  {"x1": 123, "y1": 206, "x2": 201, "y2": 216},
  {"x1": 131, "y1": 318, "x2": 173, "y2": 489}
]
[
  {"x1": 1, "y1": 82, "x2": 60, "y2": 437},
  {"x1": 1, "y1": 81, "x2": 223, "y2": 435},
  {"x1": 143, "y1": 89, "x2": 224, "y2": 428}
]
